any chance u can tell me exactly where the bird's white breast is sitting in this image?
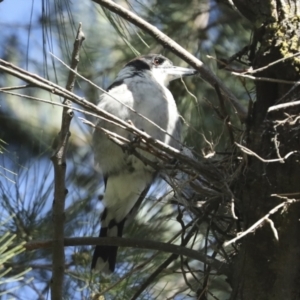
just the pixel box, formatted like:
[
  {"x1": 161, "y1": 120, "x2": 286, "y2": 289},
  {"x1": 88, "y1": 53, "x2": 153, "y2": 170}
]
[{"x1": 93, "y1": 72, "x2": 181, "y2": 176}]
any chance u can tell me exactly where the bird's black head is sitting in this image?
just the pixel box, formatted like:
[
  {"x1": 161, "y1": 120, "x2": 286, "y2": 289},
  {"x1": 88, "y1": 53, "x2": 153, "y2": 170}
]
[
  {"x1": 113, "y1": 54, "x2": 197, "y2": 87},
  {"x1": 125, "y1": 54, "x2": 172, "y2": 72}
]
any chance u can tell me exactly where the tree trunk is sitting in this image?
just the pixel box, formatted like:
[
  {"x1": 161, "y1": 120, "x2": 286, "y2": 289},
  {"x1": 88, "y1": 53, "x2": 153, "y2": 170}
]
[{"x1": 231, "y1": 1, "x2": 300, "y2": 299}]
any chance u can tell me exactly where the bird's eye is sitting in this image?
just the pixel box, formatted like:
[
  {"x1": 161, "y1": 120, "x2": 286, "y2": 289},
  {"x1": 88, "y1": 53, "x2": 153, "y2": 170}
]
[{"x1": 153, "y1": 57, "x2": 164, "y2": 66}]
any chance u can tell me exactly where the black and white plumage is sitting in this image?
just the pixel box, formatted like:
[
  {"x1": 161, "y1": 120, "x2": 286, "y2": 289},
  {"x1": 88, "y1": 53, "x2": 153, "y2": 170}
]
[{"x1": 91, "y1": 54, "x2": 196, "y2": 273}]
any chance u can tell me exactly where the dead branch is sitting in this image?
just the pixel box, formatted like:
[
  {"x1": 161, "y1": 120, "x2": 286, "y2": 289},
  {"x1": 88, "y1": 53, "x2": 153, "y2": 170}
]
[
  {"x1": 232, "y1": 71, "x2": 300, "y2": 85},
  {"x1": 80, "y1": 116, "x2": 225, "y2": 188},
  {"x1": 224, "y1": 197, "x2": 298, "y2": 247},
  {"x1": 268, "y1": 100, "x2": 300, "y2": 112},
  {"x1": 214, "y1": 83, "x2": 235, "y2": 145},
  {"x1": 50, "y1": 23, "x2": 84, "y2": 300},
  {"x1": 235, "y1": 142, "x2": 297, "y2": 163},
  {"x1": 243, "y1": 51, "x2": 300, "y2": 75}
]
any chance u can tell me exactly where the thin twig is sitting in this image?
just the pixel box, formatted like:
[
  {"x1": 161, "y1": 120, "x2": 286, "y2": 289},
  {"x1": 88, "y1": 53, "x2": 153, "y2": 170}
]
[
  {"x1": 224, "y1": 198, "x2": 297, "y2": 247},
  {"x1": 80, "y1": 117, "x2": 224, "y2": 190},
  {"x1": 50, "y1": 23, "x2": 85, "y2": 300},
  {"x1": 235, "y1": 142, "x2": 297, "y2": 163},
  {"x1": 231, "y1": 198, "x2": 238, "y2": 220},
  {"x1": 265, "y1": 218, "x2": 279, "y2": 241},
  {"x1": 214, "y1": 84, "x2": 235, "y2": 145},
  {"x1": 243, "y1": 51, "x2": 300, "y2": 75},
  {"x1": 268, "y1": 100, "x2": 300, "y2": 112},
  {"x1": 0, "y1": 84, "x2": 31, "y2": 91},
  {"x1": 232, "y1": 72, "x2": 300, "y2": 85}
]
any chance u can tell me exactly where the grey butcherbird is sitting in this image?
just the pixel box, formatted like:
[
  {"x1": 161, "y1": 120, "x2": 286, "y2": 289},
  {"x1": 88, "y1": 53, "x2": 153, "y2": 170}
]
[{"x1": 92, "y1": 54, "x2": 197, "y2": 273}]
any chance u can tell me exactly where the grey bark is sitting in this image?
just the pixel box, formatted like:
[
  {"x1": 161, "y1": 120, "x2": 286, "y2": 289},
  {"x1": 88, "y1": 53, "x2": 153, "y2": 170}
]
[{"x1": 230, "y1": 1, "x2": 300, "y2": 299}]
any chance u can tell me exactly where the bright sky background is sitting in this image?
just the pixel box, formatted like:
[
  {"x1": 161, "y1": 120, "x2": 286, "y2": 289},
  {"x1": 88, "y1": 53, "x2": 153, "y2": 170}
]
[{"x1": 1, "y1": 0, "x2": 39, "y2": 22}]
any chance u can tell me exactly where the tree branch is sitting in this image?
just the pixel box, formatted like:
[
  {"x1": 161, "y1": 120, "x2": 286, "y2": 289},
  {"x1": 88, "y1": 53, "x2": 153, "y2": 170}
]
[
  {"x1": 24, "y1": 237, "x2": 229, "y2": 276},
  {"x1": 50, "y1": 23, "x2": 85, "y2": 300},
  {"x1": 91, "y1": 0, "x2": 247, "y2": 122},
  {"x1": 224, "y1": 197, "x2": 298, "y2": 247}
]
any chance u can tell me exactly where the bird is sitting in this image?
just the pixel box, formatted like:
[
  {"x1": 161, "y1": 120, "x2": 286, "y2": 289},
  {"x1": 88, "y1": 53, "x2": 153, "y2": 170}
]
[{"x1": 91, "y1": 54, "x2": 197, "y2": 273}]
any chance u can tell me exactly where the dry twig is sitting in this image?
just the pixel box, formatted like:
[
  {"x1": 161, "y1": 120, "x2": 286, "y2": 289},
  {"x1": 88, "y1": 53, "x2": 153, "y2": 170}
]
[
  {"x1": 235, "y1": 142, "x2": 297, "y2": 163},
  {"x1": 224, "y1": 197, "x2": 298, "y2": 247},
  {"x1": 232, "y1": 72, "x2": 300, "y2": 85},
  {"x1": 50, "y1": 23, "x2": 85, "y2": 300},
  {"x1": 268, "y1": 100, "x2": 300, "y2": 112}
]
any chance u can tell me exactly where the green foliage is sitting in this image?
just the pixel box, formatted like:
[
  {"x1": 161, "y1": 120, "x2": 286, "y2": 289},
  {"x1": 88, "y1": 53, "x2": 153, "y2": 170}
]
[
  {"x1": 0, "y1": 139, "x2": 6, "y2": 154},
  {"x1": 0, "y1": 230, "x2": 31, "y2": 296}
]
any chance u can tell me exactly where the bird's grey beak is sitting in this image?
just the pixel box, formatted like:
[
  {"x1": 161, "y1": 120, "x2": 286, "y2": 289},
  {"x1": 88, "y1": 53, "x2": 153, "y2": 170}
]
[{"x1": 166, "y1": 66, "x2": 198, "y2": 82}]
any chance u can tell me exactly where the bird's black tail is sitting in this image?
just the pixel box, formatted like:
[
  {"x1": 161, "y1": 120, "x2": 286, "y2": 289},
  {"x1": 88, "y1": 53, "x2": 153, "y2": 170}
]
[
  {"x1": 91, "y1": 213, "x2": 125, "y2": 273},
  {"x1": 91, "y1": 181, "x2": 154, "y2": 273}
]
